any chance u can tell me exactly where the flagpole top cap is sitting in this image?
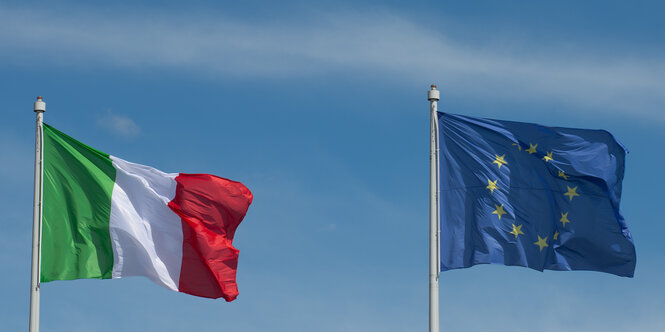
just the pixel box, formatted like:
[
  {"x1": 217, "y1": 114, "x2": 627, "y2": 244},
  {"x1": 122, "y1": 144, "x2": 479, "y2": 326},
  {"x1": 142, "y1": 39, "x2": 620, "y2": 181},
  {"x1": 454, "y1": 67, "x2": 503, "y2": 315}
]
[
  {"x1": 428, "y1": 84, "x2": 440, "y2": 101},
  {"x1": 34, "y1": 96, "x2": 45, "y2": 112}
]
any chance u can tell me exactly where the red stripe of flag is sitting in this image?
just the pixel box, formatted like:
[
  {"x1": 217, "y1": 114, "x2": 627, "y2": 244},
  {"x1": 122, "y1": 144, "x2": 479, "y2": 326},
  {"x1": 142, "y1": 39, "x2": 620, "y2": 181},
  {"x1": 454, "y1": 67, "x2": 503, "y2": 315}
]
[{"x1": 167, "y1": 173, "x2": 253, "y2": 301}]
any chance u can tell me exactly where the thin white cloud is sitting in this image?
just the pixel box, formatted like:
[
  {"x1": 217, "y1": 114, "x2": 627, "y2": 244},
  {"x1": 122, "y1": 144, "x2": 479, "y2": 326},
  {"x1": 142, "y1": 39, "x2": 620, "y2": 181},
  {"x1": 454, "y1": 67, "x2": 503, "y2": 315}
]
[
  {"x1": 97, "y1": 110, "x2": 141, "y2": 138},
  {"x1": 1, "y1": 6, "x2": 664, "y2": 121}
]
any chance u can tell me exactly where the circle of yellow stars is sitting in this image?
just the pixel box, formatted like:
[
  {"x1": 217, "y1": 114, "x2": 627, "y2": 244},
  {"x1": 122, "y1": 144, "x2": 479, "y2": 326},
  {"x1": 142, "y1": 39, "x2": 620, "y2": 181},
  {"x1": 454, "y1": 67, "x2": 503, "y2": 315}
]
[{"x1": 485, "y1": 140, "x2": 582, "y2": 253}]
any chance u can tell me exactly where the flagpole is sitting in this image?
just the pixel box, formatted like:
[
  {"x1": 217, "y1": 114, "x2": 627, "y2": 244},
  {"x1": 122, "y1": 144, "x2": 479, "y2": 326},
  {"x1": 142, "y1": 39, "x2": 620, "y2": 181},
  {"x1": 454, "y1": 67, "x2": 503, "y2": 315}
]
[
  {"x1": 428, "y1": 85, "x2": 440, "y2": 332},
  {"x1": 30, "y1": 96, "x2": 45, "y2": 332}
]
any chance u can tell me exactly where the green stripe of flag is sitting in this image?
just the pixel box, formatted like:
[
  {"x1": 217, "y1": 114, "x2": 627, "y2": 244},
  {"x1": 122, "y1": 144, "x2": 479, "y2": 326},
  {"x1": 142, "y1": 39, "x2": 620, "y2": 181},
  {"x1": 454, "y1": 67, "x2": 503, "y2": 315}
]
[{"x1": 41, "y1": 124, "x2": 116, "y2": 281}]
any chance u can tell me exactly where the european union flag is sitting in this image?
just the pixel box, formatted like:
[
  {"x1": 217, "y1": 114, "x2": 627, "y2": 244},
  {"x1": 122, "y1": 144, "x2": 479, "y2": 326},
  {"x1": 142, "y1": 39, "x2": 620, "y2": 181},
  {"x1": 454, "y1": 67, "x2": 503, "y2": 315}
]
[{"x1": 438, "y1": 113, "x2": 636, "y2": 277}]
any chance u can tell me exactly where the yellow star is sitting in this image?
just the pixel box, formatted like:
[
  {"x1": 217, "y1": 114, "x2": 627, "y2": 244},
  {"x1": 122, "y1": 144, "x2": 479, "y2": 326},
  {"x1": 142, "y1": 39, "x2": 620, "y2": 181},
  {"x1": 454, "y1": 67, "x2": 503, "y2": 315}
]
[
  {"x1": 493, "y1": 154, "x2": 508, "y2": 169},
  {"x1": 543, "y1": 151, "x2": 553, "y2": 162},
  {"x1": 564, "y1": 186, "x2": 580, "y2": 201},
  {"x1": 509, "y1": 224, "x2": 524, "y2": 239},
  {"x1": 526, "y1": 143, "x2": 538, "y2": 154},
  {"x1": 486, "y1": 179, "x2": 499, "y2": 194},
  {"x1": 553, "y1": 231, "x2": 559, "y2": 240},
  {"x1": 558, "y1": 170, "x2": 568, "y2": 180},
  {"x1": 512, "y1": 143, "x2": 522, "y2": 151},
  {"x1": 560, "y1": 212, "x2": 571, "y2": 227},
  {"x1": 492, "y1": 204, "x2": 507, "y2": 220},
  {"x1": 534, "y1": 235, "x2": 549, "y2": 252}
]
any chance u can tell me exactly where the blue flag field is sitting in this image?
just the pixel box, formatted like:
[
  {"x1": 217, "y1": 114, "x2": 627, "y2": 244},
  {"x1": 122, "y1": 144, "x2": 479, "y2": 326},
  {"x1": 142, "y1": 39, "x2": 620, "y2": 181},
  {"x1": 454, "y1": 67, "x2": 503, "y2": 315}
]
[{"x1": 438, "y1": 113, "x2": 636, "y2": 277}]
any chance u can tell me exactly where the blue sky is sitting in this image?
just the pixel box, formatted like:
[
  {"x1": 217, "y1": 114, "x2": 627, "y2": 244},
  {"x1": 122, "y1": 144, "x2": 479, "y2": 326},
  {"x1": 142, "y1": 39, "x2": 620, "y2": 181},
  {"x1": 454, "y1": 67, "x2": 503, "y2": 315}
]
[{"x1": 1, "y1": 1, "x2": 664, "y2": 331}]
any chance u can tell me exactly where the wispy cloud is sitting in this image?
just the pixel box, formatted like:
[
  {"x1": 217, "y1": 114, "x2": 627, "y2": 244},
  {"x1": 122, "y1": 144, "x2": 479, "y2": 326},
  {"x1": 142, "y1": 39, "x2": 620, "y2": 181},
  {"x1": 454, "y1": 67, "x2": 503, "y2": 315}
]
[
  {"x1": 1, "y1": 6, "x2": 664, "y2": 121},
  {"x1": 97, "y1": 110, "x2": 141, "y2": 138}
]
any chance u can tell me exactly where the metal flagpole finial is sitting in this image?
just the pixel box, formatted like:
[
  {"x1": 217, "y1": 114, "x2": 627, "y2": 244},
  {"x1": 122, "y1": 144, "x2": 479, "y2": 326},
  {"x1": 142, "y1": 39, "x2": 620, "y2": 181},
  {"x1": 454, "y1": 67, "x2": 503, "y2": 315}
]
[
  {"x1": 34, "y1": 96, "x2": 46, "y2": 113},
  {"x1": 428, "y1": 85, "x2": 440, "y2": 101}
]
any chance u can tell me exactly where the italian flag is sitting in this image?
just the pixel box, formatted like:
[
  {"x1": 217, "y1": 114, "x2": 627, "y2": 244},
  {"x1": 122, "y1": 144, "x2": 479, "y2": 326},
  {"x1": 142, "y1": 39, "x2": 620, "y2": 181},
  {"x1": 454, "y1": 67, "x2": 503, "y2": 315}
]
[{"x1": 41, "y1": 124, "x2": 253, "y2": 301}]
